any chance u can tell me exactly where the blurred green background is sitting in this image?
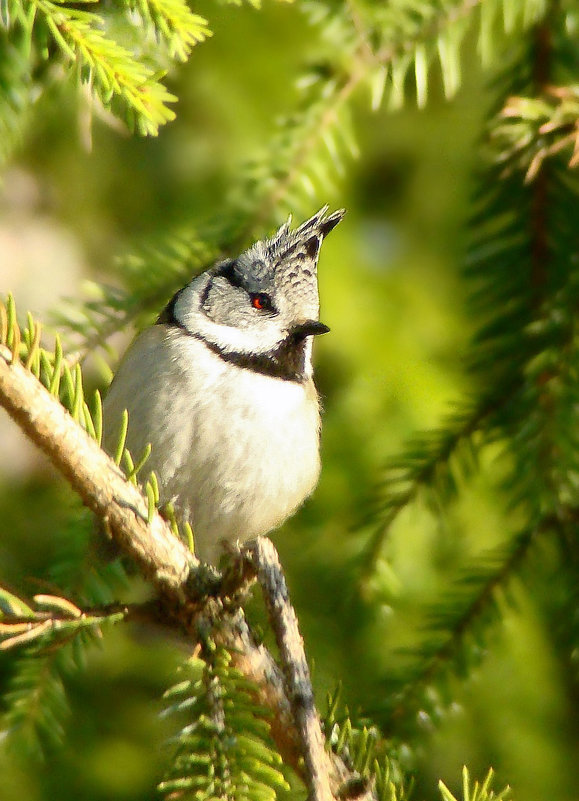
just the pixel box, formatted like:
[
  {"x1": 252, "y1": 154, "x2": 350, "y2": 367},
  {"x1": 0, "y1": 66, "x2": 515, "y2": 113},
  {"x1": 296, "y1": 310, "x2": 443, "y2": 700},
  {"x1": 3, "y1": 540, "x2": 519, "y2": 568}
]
[{"x1": 0, "y1": 2, "x2": 576, "y2": 800}]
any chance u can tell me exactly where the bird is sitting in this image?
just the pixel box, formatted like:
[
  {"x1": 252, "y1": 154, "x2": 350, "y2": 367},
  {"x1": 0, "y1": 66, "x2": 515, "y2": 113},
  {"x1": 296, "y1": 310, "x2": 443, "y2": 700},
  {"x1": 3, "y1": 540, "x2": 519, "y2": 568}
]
[{"x1": 103, "y1": 206, "x2": 345, "y2": 564}]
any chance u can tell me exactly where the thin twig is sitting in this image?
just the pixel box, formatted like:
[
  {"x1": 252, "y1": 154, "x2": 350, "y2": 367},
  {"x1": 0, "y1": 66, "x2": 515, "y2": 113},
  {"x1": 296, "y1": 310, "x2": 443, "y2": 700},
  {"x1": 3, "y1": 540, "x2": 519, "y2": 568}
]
[{"x1": 245, "y1": 537, "x2": 334, "y2": 801}]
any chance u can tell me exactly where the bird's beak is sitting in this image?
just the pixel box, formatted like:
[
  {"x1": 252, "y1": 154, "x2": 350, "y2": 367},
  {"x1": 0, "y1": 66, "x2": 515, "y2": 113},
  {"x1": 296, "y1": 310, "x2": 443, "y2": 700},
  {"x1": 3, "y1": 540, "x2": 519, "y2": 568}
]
[{"x1": 291, "y1": 320, "x2": 330, "y2": 339}]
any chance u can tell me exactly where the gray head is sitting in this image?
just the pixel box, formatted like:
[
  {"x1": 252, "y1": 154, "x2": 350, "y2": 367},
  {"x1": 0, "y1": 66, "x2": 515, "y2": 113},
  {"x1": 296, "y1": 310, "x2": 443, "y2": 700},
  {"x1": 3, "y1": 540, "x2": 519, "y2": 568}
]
[{"x1": 161, "y1": 207, "x2": 345, "y2": 381}]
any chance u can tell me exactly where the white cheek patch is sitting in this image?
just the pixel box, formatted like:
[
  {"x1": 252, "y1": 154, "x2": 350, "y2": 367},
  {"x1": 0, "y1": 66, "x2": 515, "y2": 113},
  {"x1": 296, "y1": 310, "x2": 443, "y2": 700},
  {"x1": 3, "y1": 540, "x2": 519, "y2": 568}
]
[{"x1": 196, "y1": 316, "x2": 286, "y2": 355}]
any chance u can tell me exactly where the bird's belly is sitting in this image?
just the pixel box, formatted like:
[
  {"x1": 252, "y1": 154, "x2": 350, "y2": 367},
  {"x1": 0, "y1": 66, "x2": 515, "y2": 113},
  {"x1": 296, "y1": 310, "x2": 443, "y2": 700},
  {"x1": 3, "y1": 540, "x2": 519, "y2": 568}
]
[
  {"x1": 169, "y1": 363, "x2": 322, "y2": 563},
  {"x1": 103, "y1": 329, "x2": 322, "y2": 565}
]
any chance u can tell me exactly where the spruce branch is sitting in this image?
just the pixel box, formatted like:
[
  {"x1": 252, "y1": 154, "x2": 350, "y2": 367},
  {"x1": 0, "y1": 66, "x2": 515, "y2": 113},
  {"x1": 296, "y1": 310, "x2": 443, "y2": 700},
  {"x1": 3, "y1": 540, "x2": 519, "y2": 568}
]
[
  {"x1": 382, "y1": 513, "x2": 577, "y2": 739},
  {"x1": 468, "y1": 16, "x2": 579, "y2": 516},
  {"x1": 439, "y1": 766, "x2": 512, "y2": 801},
  {"x1": 18, "y1": 0, "x2": 179, "y2": 134},
  {"x1": 2, "y1": 646, "x2": 71, "y2": 753},
  {"x1": 358, "y1": 377, "x2": 525, "y2": 579},
  {"x1": 159, "y1": 643, "x2": 290, "y2": 801},
  {"x1": 490, "y1": 84, "x2": 579, "y2": 181},
  {"x1": 243, "y1": 536, "x2": 334, "y2": 801},
  {"x1": 3, "y1": 0, "x2": 210, "y2": 136},
  {"x1": 323, "y1": 687, "x2": 409, "y2": 801},
  {"x1": 214, "y1": 606, "x2": 380, "y2": 801},
  {"x1": 0, "y1": 586, "x2": 129, "y2": 651},
  {"x1": 0, "y1": 340, "x2": 195, "y2": 595},
  {"x1": 360, "y1": 11, "x2": 579, "y2": 752},
  {"x1": 126, "y1": 0, "x2": 211, "y2": 62},
  {"x1": 341, "y1": 0, "x2": 548, "y2": 115}
]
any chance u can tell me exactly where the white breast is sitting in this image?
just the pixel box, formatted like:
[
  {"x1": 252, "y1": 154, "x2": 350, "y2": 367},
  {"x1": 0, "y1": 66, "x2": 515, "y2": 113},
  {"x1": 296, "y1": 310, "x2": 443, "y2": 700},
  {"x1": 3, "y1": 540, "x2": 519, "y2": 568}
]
[{"x1": 103, "y1": 326, "x2": 322, "y2": 564}]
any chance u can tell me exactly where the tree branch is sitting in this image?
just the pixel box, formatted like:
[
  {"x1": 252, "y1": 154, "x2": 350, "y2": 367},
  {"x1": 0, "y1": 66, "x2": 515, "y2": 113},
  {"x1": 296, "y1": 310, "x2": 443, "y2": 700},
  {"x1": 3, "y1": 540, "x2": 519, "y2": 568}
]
[
  {"x1": 0, "y1": 343, "x2": 194, "y2": 597},
  {"x1": 245, "y1": 537, "x2": 334, "y2": 801}
]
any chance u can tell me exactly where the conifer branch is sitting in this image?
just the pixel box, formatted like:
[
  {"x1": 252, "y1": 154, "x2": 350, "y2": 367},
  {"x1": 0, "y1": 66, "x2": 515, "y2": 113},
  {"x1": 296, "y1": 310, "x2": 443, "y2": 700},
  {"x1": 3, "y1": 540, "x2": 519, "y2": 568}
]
[
  {"x1": 323, "y1": 687, "x2": 409, "y2": 799},
  {"x1": 3, "y1": 647, "x2": 70, "y2": 752},
  {"x1": 3, "y1": 0, "x2": 210, "y2": 136},
  {"x1": 471, "y1": 15, "x2": 579, "y2": 514},
  {"x1": 368, "y1": 11, "x2": 578, "y2": 749},
  {"x1": 383, "y1": 512, "x2": 578, "y2": 738},
  {"x1": 439, "y1": 766, "x2": 512, "y2": 801},
  {"x1": 0, "y1": 588, "x2": 129, "y2": 651},
  {"x1": 244, "y1": 537, "x2": 334, "y2": 801},
  {"x1": 214, "y1": 606, "x2": 379, "y2": 801},
  {"x1": 491, "y1": 85, "x2": 579, "y2": 181},
  {"x1": 126, "y1": 0, "x2": 211, "y2": 62},
  {"x1": 375, "y1": 0, "x2": 481, "y2": 66},
  {"x1": 159, "y1": 641, "x2": 291, "y2": 801},
  {"x1": 0, "y1": 341, "x2": 195, "y2": 596},
  {"x1": 359, "y1": 378, "x2": 523, "y2": 578}
]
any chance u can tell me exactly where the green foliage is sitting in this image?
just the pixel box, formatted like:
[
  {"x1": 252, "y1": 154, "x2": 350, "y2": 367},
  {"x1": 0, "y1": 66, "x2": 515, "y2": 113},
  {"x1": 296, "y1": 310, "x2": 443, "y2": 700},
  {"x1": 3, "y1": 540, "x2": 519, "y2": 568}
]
[
  {"x1": 439, "y1": 767, "x2": 512, "y2": 801},
  {"x1": 298, "y1": 0, "x2": 549, "y2": 119},
  {"x1": 1, "y1": 292, "x2": 105, "y2": 434},
  {"x1": 377, "y1": 527, "x2": 541, "y2": 739},
  {"x1": 0, "y1": 0, "x2": 208, "y2": 149},
  {"x1": 125, "y1": 0, "x2": 211, "y2": 62},
  {"x1": 323, "y1": 691, "x2": 509, "y2": 801},
  {"x1": 0, "y1": 31, "x2": 33, "y2": 163},
  {"x1": 0, "y1": 588, "x2": 125, "y2": 752},
  {"x1": 374, "y1": 0, "x2": 547, "y2": 102},
  {"x1": 359, "y1": 400, "x2": 484, "y2": 576},
  {"x1": 0, "y1": 585, "x2": 127, "y2": 652},
  {"x1": 0, "y1": 453, "x2": 127, "y2": 757},
  {"x1": 324, "y1": 686, "x2": 410, "y2": 801},
  {"x1": 1, "y1": 294, "x2": 195, "y2": 548},
  {"x1": 0, "y1": 0, "x2": 302, "y2": 156},
  {"x1": 224, "y1": 0, "x2": 291, "y2": 8},
  {"x1": 159, "y1": 644, "x2": 289, "y2": 801},
  {"x1": 356, "y1": 1, "x2": 579, "y2": 773},
  {"x1": 2, "y1": 647, "x2": 72, "y2": 756},
  {"x1": 489, "y1": 85, "x2": 579, "y2": 181},
  {"x1": 0, "y1": 507, "x2": 127, "y2": 756}
]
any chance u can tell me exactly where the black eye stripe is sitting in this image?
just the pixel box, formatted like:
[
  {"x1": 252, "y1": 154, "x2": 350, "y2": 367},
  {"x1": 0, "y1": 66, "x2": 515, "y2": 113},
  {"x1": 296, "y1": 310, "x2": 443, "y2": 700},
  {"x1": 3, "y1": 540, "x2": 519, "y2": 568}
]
[
  {"x1": 216, "y1": 263, "x2": 276, "y2": 313},
  {"x1": 217, "y1": 260, "x2": 244, "y2": 289},
  {"x1": 199, "y1": 278, "x2": 212, "y2": 308},
  {"x1": 157, "y1": 286, "x2": 186, "y2": 325}
]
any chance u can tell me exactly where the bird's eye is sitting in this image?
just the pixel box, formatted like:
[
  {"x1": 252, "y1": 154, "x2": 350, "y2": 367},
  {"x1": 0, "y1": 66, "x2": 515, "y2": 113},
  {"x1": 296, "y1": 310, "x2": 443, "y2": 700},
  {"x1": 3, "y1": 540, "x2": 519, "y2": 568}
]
[{"x1": 250, "y1": 292, "x2": 274, "y2": 312}]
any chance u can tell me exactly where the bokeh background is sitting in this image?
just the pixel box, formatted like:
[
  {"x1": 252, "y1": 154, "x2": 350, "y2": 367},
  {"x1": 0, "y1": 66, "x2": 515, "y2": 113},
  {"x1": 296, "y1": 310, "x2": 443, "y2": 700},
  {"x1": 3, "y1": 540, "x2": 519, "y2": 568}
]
[{"x1": 0, "y1": 1, "x2": 577, "y2": 800}]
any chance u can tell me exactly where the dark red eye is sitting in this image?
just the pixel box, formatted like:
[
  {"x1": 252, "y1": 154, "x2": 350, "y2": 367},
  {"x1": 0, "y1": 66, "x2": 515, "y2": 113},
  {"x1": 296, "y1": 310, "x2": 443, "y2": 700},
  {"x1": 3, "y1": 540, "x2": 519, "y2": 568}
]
[{"x1": 250, "y1": 293, "x2": 273, "y2": 311}]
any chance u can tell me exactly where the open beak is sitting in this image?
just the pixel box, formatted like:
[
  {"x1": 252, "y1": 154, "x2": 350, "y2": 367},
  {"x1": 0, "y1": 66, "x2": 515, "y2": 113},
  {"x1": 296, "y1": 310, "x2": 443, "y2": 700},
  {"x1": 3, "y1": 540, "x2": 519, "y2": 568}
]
[{"x1": 291, "y1": 320, "x2": 330, "y2": 339}]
